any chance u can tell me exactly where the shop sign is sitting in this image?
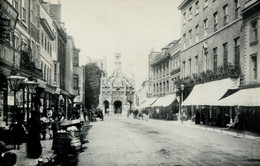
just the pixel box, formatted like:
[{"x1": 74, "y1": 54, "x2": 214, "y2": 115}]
[{"x1": 0, "y1": 0, "x2": 18, "y2": 43}]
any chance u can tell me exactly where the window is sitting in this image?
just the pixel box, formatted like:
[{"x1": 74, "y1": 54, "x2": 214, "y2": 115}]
[
  {"x1": 204, "y1": 0, "x2": 208, "y2": 8},
  {"x1": 195, "y1": 1, "x2": 199, "y2": 15},
  {"x1": 189, "y1": 7, "x2": 192, "y2": 20},
  {"x1": 223, "y1": 43, "x2": 228, "y2": 67},
  {"x1": 183, "y1": 33, "x2": 186, "y2": 49},
  {"x1": 213, "y1": 48, "x2": 218, "y2": 71},
  {"x1": 163, "y1": 82, "x2": 165, "y2": 93},
  {"x1": 12, "y1": 0, "x2": 18, "y2": 10},
  {"x1": 250, "y1": 20, "x2": 258, "y2": 45},
  {"x1": 189, "y1": 58, "x2": 192, "y2": 76},
  {"x1": 204, "y1": 19, "x2": 208, "y2": 37},
  {"x1": 183, "y1": 61, "x2": 186, "y2": 77},
  {"x1": 54, "y1": 64, "x2": 57, "y2": 82},
  {"x1": 223, "y1": 5, "x2": 228, "y2": 26},
  {"x1": 44, "y1": 65, "x2": 46, "y2": 80},
  {"x1": 189, "y1": 29, "x2": 192, "y2": 45},
  {"x1": 167, "y1": 81, "x2": 169, "y2": 91},
  {"x1": 195, "y1": 55, "x2": 199, "y2": 74},
  {"x1": 235, "y1": 0, "x2": 240, "y2": 20},
  {"x1": 45, "y1": 38, "x2": 47, "y2": 49},
  {"x1": 234, "y1": 38, "x2": 240, "y2": 67},
  {"x1": 41, "y1": 33, "x2": 44, "y2": 47},
  {"x1": 160, "y1": 83, "x2": 162, "y2": 94},
  {"x1": 183, "y1": 12, "x2": 186, "y2": 24},
  {"x1": 251, "y1": 55, "x2": 257, "y2": 80},
  {"x1": 204, "y1": 48, "x2": 209, "y2": 71},
  {"x1": 73, "y1": 74, "x2": 79, "y2": 88},
  {"x1": 14, "y1": 36, "x2": 19, "y2": 49},
  {"x1": 22, "y1": 0, "x2": 26, "y2": 22},
  {"x1": 213, "y1": 12, "x2": 218, "y2": 32},
  {"x1": 195, "y1": 25, "x2": 199, "y2": 42}
]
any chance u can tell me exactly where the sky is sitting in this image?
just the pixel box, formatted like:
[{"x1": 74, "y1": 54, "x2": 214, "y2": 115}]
[{"x1": 54, "y1": 0, "x2": 182, "y2": 89}]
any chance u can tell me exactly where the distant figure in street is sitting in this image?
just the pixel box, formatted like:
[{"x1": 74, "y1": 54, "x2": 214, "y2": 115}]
[
  {"x1": 51, "y1": 116, "x2": 61, "y2": 151},
  {"x1": 26, "y1": 111, "x2": 42, "y2": 158},
  {"x1": 83, "y1": 109, "x2": 88, "y2": 122}
]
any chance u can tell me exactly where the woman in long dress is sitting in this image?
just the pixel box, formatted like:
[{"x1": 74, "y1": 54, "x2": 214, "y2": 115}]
[{"x1": 26, "y1": 111, "x2": 42, "y2": 158}]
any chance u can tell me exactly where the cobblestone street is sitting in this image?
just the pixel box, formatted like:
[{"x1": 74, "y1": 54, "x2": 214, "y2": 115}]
[{"x1": 78, "y1": 115, "x2": 260, "y2": 166}]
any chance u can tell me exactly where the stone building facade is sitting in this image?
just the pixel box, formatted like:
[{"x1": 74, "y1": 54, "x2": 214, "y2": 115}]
[
  {"x1": 0, "y1": 0, "x2": 81, "y2": 127},
  {"x1": 99, "y1": 53, "x2": 135, "y2": 115},
  {"x1": 148, "y1": 40, "x2": 181, "y2": 97},
  {"x1": 241, "y1": 0, "x2": 260, "y2": 86},
  {"x1": 178, "y1": 0, "x2": 245, "y2": 82}
]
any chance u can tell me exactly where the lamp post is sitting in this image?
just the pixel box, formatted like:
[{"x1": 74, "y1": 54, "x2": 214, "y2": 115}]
[
  {"x1": 23, "y1": 79, "x2": 39, "y2": 123},
  {"x1": 6, "y1": 75, "x2": 26, "y2": 125},
  {"x1": 6, "y1": 35, "x2": 31, "y2": 125},
  {"x1": 180, "y1": 84, "x2": 184, "y2": 124}
]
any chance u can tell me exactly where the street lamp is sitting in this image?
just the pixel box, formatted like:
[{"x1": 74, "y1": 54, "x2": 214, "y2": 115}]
[
  {"x1": 22, "y1": 78, "x2": 39, "y2": 122},
  {"x1": 6, "y1": 75, "x2": 26, "y2": 125},
  {"x1": 180, "y1": 84, "x2": 184, "y2": 124}
]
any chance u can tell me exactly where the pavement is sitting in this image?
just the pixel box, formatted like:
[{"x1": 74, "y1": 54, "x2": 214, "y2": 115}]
[
  {"x1": 9, "y1": 138, "x2": 54, "y2": 166},
  {"x1": 148, "y1": 118, "x2": 260, "y2": 141}
]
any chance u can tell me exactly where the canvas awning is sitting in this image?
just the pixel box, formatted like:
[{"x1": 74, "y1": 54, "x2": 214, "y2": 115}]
[
  {"x1": 216, "y1": 87, "x2": 260, "y2": 106},
  {"x1": 151, "y1": 94, "x2": 177, "y2": 107},
  {"x1": 138, "y1": 97, "x2": 158, "y2": 109},
  {"x1": 182, "y1": 78, "x2": 240, "y2": 106}
]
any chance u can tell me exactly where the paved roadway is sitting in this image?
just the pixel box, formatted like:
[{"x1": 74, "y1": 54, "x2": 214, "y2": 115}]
[{"x1": 78, "y1": 115, "x2": 260, "y2": 166}]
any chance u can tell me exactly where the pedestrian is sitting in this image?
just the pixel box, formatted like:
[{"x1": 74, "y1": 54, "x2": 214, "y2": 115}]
[
  {"x1": 10, "y1": 119, "x2": 25, "y2": 150},
  {"x1": 51, "y1": 116, "x2": 60, "y2": 151},
  {"x1": 26, "y1": 111, "x2": 42, "y2": 158},
  {"x1": 83, "y1": 109, "x2": 88, "y2": 122}
]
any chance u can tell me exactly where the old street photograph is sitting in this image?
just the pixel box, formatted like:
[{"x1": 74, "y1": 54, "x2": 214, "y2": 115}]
[{"x1": 0, "y1": 0, "x2": 260, "y2": 165}]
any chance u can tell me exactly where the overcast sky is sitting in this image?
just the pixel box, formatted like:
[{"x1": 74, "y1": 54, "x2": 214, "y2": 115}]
[{"x1": 55, "y1": 0, "x2": 182, "y2": 88}]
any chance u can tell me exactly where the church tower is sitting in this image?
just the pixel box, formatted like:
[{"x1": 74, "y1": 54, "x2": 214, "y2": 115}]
[{"x1": 114, "y1": 53, "x2": 121, "y2": 73}]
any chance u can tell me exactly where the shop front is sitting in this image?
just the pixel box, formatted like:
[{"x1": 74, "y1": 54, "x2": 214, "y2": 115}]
[{"x1": 182, "y1": 78, "x2": 240, "y2": 126}]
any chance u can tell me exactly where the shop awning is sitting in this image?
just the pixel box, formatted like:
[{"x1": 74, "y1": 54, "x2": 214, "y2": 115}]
[
  {"x1": 182, "y1": 78, "x2": 240, "y2": 106},
  {"x1": 45, "y1": 85, "x2": 55, "y2": 94},
  {"x1": 36, "y1": 78, "x2": 46, "y2": 89},
  {"x1": 151, "y1": 94, "x2": 177, "y2": 107},
  {"x1": 138, "y1": 97, "x2": 158, "y2": 109},
  {"x1": 216, "y1": 87, "x2": 260, "y2": 106}
]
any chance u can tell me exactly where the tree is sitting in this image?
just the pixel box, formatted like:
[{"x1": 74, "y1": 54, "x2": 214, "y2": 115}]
[{"x1": 84, "y1": 63, "x2": 103, "y2": 109}]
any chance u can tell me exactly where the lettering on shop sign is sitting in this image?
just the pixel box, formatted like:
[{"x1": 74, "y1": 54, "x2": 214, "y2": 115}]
[{"x1": 0, "y1": 0, "x2": 18, "y2": 43}]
